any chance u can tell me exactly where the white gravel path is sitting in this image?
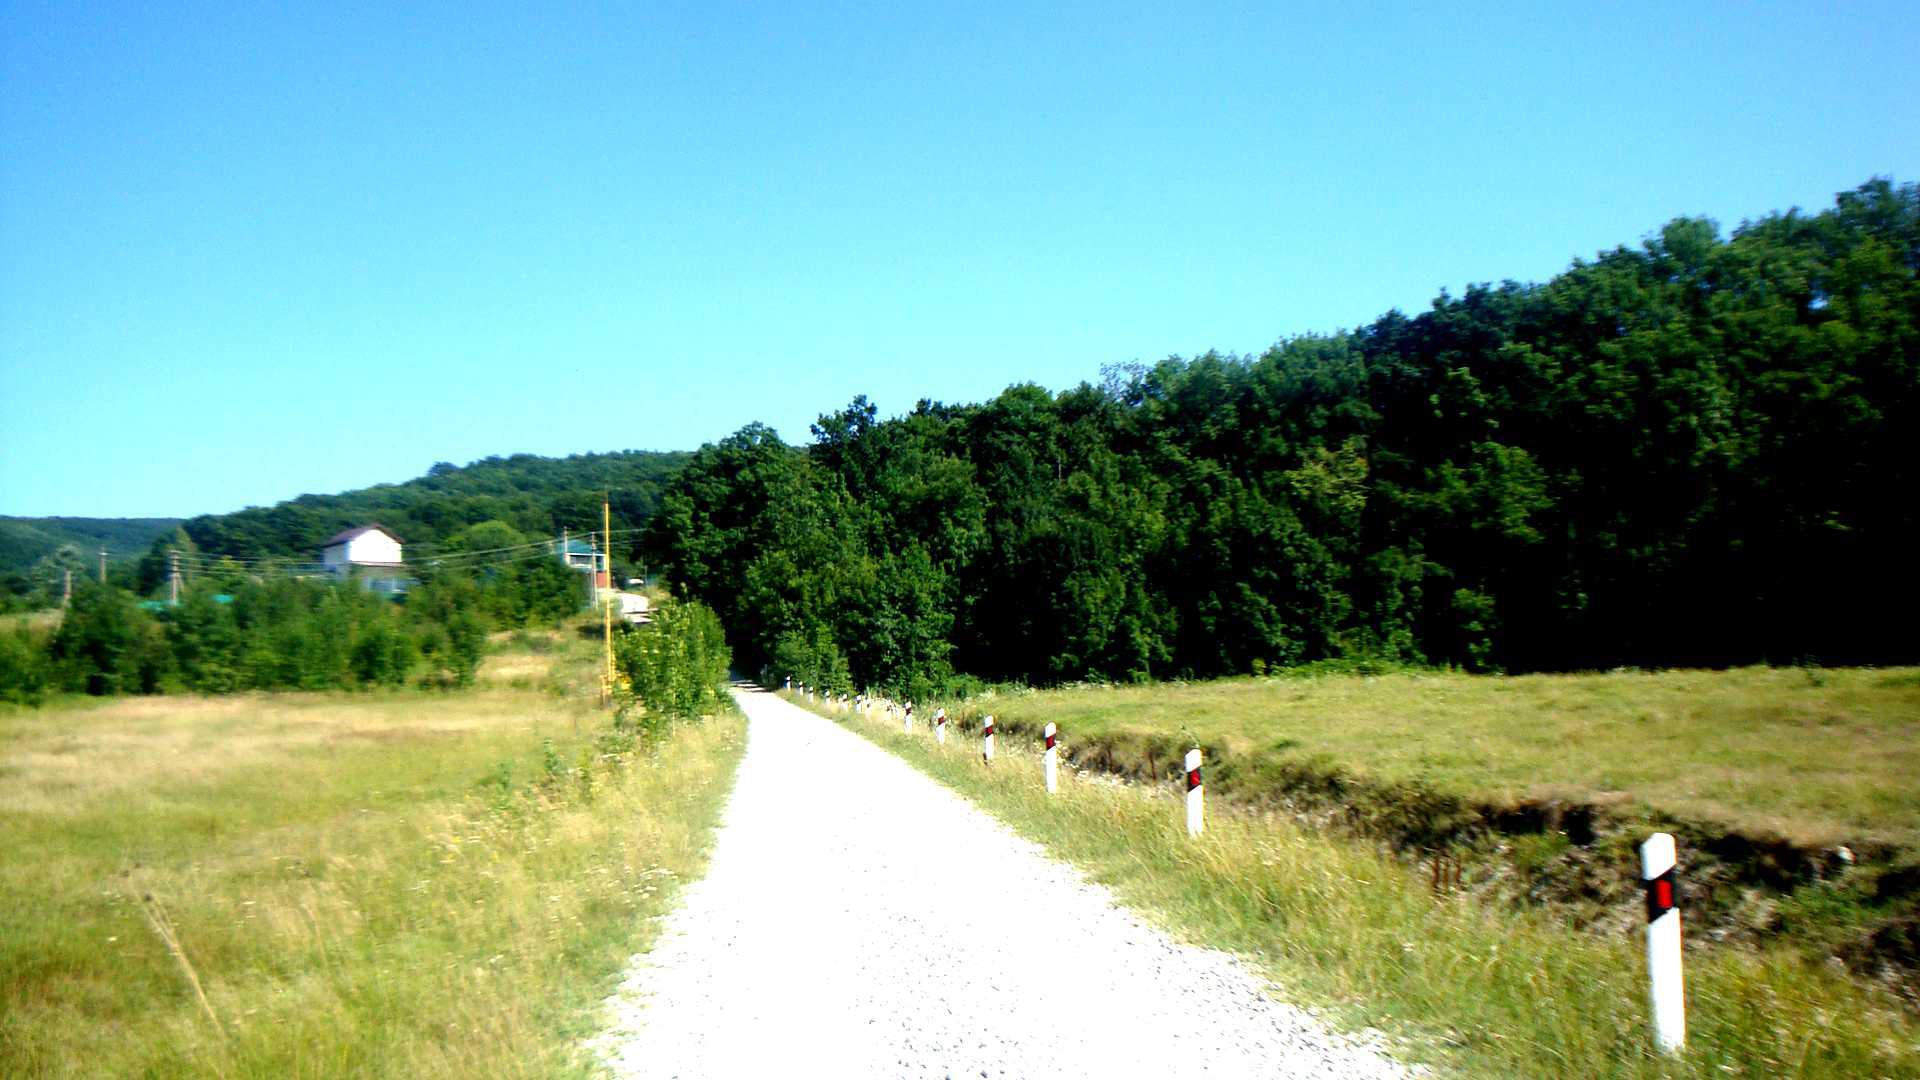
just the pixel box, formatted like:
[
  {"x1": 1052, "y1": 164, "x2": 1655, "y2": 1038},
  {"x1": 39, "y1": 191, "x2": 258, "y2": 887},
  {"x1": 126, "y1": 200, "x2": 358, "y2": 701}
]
[{"x1": 588, "y1": 684, "x2": 1414, "y2": 1079}]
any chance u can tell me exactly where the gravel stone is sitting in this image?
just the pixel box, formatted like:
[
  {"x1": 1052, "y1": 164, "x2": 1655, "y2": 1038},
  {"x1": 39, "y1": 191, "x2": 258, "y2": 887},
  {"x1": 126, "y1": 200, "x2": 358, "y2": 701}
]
[{"x1": 588, "y1": 685, "x2": 1415, "y2": 1079}]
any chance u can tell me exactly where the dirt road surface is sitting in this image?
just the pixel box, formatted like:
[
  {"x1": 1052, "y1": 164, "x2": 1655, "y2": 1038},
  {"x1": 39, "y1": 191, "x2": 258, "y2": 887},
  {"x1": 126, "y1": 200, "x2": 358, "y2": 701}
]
[{"x1": 588, "y1": 684, "x2": 1412, "y2": 1079}]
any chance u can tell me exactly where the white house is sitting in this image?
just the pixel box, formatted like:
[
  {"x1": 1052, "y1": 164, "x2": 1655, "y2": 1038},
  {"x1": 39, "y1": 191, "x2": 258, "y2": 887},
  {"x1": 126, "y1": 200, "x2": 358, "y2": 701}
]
[{"x1": 321, "y1": 525, "x2": 405, "y2": 576}]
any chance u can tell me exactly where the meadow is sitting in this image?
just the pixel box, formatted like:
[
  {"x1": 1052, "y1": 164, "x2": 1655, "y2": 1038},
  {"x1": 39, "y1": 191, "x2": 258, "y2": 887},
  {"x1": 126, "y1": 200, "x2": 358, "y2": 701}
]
[
  {"x1": 967, "y1": 665, "x2": 1920, "y2": 850},
  {"x1": 801, "y1": 684, "x2": 1920, "y2": 1078},
  {"x1": 0, "y1": 636, "x2": 745, "y2": 1077}
]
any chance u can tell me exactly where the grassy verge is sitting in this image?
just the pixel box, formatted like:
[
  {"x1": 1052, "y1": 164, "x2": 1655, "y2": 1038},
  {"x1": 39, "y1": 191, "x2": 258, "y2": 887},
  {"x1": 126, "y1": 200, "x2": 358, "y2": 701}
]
[
  {"x1": 796, "y1": 691, "x2": 1920, "y2": 1078},
  {"x1": 1, "y1": 641, "x2": 746, "y2": 1077},
  {"x1": 917, "y1": 669, "x2": 1920, "y2": 995}
]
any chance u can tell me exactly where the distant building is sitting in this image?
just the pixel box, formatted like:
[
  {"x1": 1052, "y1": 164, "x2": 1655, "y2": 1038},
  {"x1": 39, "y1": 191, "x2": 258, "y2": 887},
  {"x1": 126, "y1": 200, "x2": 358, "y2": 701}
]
[
  {"x1": 320, "y1": 525, "x2": 410, "y2": 596},
  {"x1": 321, "y1": 524, "x2": 405, "y2": 572},
  {"x1": 555, "y1": 536, "x2": 610, "y2": 591}
]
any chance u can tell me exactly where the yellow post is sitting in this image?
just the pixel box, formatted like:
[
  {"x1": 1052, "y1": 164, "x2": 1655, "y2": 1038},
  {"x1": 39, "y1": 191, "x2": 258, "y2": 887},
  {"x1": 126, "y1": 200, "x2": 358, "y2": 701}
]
[{"x1": 603, "y1": 495, "x2": 615, "y2": 702}]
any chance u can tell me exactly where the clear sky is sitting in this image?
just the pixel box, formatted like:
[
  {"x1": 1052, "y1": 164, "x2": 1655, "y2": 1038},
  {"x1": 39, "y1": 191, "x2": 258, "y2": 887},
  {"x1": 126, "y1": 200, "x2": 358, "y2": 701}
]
[{"x1": 3, "y1": 2, "x2": 1916, "y2": 518}]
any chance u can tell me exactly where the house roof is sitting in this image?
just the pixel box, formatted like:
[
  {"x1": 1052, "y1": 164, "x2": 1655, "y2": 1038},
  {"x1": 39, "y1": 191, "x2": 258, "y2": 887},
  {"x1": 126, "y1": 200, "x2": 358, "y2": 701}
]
[{"x1": 322, "y1": 524, "x2": 403, "y2": 547}]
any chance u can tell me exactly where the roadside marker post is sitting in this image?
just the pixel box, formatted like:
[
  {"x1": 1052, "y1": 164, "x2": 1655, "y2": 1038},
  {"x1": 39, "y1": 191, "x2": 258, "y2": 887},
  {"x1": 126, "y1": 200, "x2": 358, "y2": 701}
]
[
  {"x1": 934, "y1": 707, "x2": 947, "y2": 745},
  {"x1": 982, "y1": 715, "x2": 996, "y2": 764},
  {"x1": 1641, "y1": 832, "x2": 1686, "y2": 1055},
  {"x1": 1043, "y1": 722, "x2": 1058, "y2": 794},
  {"x1": 1185, "y1": 749, "x2": 1204, "y2": 837},
  {"x1": 904, "y1": 701, "x2": 914, "y2": 734},
  {"x1": 784, "y1": 676, "x2": 791, "y2": 691}
]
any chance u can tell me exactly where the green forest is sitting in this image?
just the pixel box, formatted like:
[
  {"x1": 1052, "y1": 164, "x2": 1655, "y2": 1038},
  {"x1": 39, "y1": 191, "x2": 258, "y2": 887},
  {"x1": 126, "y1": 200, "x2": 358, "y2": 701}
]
[
  {"x1": 0, "y1": 451, "x2": 691, "y2": 701},
  {"x1": 646, "y1": 179, "x2": 1919, "y2": 696},
  {"x1": 0, "y1": 451, "x2": 687, "y2": 610},
  {"x1": 172, "y1": 449, "x2": 689, "y2": 566}
]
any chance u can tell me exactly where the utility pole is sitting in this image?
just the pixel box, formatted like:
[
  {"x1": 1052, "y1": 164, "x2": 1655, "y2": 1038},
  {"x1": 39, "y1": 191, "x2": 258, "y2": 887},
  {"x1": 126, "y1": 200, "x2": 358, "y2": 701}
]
[
  {"x1": 169, "y1": 550, "x2": 181, "y2": 605},
  {"x1": 602, "y1": 494, "x2": 614, "y2": 702},
  {"x1": 63, "y1": 568, "x2": 71, "y2": 607},
  {"x1": 98, "y1": 549, "x2": 107, "y2": 584}
]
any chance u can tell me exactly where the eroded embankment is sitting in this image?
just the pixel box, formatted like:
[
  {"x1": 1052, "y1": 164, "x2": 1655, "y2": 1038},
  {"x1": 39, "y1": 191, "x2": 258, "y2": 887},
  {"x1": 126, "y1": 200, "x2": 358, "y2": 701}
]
[{"x1": 958, "y1": 711, "x2": 1919, "y2": 1006}]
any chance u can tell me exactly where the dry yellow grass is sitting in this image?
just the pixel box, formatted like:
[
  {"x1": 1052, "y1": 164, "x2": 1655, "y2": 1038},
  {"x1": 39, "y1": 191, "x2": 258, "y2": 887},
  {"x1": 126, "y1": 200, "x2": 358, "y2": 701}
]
[{"x1": 0, "y1": 677, "x2": 745, "y2": 1077}]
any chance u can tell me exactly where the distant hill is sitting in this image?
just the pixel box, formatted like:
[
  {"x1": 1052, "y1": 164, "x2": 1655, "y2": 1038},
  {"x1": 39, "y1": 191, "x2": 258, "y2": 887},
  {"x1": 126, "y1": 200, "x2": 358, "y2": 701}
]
[
  {"x1": 0, "y1": 516, "x2": 183, "y2": 575},
  {"x1": 179, "y1": 450, "x2": 690, "y2": 566}
]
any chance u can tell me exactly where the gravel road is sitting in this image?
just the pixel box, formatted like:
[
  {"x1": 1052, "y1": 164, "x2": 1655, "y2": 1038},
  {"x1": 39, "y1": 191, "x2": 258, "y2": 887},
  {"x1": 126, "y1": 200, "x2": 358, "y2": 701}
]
[{"x1": 589, "y1": 684, "x2": 1413, "y2": 1079}]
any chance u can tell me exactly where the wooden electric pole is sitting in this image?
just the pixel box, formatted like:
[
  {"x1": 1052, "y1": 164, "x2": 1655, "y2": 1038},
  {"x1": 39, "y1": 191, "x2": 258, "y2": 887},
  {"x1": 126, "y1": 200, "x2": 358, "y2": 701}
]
[
  {"x1": 98, "y1": 549, "x2": 107, "y2": 584},
  {"x1": 62, "y1": 568, "x2": 71, "y2": 607},
  {"x1": 169, "y1": 550, "x2": 181, "y2": 605}
]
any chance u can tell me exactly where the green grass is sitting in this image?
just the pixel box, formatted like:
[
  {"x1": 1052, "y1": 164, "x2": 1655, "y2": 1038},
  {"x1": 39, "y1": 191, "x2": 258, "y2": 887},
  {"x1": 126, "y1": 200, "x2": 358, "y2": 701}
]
[
  {"x1": 957, "y1": 666, "x2": 1920, "y2": 850},
  {"x1": 0, "y1": 642, "x2": 746, "y2": 1077},
  {"x1": 803, "y1": 690, "x2": 1920, "y2": 1078}
]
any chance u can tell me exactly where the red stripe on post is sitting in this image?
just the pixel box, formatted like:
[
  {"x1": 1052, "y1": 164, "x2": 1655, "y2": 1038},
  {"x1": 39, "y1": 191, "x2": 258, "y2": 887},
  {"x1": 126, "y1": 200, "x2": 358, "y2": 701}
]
[
  {"x1": 1645, "y1": 870, "x2": 1678, "y2": 922},
  {"x1": 1186, "y1": 768, "x2": 1202, "y2": 791}
]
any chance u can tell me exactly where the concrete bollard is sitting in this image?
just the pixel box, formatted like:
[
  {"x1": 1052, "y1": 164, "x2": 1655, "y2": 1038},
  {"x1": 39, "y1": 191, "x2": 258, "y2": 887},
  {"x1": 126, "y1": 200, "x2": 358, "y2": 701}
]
[
  {"x1": 1043, "y1": 722, "x2": 1058, "y2": 794},
  {"x1": 1642, "y1": 833, "x2": 1686, "y2": 1055},
  {"x1": 1185, "y1": 748, "x2": 1203, "y2": 836},
  {"x1": 982, "y1": 715, "x2": 995, "y2": 764}
]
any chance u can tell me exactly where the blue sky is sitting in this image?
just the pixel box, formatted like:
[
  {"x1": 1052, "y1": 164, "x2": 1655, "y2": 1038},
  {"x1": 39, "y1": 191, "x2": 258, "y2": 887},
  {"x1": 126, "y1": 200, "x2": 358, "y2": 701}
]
[{"x1": 3, "y1": 2, "x2": 1916, "y2": 517}]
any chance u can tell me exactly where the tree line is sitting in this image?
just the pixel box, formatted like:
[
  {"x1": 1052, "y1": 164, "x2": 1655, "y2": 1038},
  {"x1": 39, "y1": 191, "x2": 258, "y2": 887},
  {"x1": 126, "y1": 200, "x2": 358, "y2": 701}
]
[
  {"x1": 0, "y1": 555, "x2": 589, "y2": 704},
  {"x1": 645, "y1": 179, "x2": 1919, "y2": 697},
  {"x1": 0, "y1": 450, "x2": 688, "y2": 612}
]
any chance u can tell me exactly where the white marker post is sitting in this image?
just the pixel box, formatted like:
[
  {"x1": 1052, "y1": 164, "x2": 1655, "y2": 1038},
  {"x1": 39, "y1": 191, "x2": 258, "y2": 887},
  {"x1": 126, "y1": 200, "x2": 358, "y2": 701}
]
[
  {"x1": 1043, "y1": 722, "x2": 1058, "y2": 794},
  {"x1": 904, "y1": 702, "x2": 914, "y2": 734},
  {"x1": 1184, "y1": 748, "x2": 1204, "y2": 837},
  {"x1": 934, "y1": 707, "x2": 947, "y2": 745},
  {"x1": 982, "y1": 715, "x2": 995, "y2": 764},
  {"x1": 784, "y1": 675, "x2": 791, "y2": 691},
  {"x1": 1641, "y1": 832, "x2": 1686, "y2": 1055}
]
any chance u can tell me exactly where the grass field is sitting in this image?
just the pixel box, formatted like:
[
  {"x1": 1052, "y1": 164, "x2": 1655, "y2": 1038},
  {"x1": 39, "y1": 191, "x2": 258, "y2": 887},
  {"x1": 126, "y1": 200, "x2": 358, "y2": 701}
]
[
  {"x1": 966, "y1": 666, "x2": 1920, "y2": 851},
  {"x1": 0, "y1": 639, "x2": 746, "y2": 1077},
  {"x1": 803, "y1": 688, "x2": 1920, "y2": 1078}
]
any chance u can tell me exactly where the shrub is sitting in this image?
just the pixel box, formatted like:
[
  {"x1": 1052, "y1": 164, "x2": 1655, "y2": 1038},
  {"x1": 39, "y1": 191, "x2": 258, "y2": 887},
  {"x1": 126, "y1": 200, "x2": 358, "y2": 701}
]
[{"x1": 615, "y1": 598, "x2": 731, "y2": 734}]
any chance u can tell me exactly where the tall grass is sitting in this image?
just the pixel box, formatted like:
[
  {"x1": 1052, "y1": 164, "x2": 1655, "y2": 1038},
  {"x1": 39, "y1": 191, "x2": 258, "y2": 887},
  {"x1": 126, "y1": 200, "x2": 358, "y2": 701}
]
[
  {"x1": 1, "y1": 646, "x2": 745, "y2": 1077},
  {"x1": 802, "y1": 692, "x2": 1920, "y2": 1078}
]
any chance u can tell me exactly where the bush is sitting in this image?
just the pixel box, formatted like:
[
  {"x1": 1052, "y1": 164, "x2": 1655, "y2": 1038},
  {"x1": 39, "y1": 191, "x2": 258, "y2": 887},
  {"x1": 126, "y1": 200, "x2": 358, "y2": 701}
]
[
  {"x1": 47, "y1": 583, "x2": 146, "y2": 695},
  {"x1": 0, "y1": 627, "x2": 50, "y2": 705},
  {"x1": 769, "y1": 624, "x2": 851, "y2": 694},
  {"x1": 614, "y1": 598, "x2": 731, "y2": 736}
]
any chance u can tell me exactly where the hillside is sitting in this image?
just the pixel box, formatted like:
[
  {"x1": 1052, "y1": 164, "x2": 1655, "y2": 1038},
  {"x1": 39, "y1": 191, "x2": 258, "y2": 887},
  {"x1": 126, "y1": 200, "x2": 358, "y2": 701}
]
[
  {"x1": 178, "y1": 450, "x2": 690, "y2": 568},
  {"x1": 0, "y1": 517, "x2": 183, "y2": 576}
]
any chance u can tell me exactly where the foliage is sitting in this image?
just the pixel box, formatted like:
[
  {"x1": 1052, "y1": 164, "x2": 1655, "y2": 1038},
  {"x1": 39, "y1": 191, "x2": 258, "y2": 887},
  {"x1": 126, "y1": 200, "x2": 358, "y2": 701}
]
[
  {"x1": 173, "y1": 450, "x2": 687, "y2": 570},
  {"x1": 613, "y1": 598, "x2": 732, "y2": 735},
  {"x1": 0, "y1": 568, "x2": 562, "y2": 700},
  {"x1": 0, "y1": 627, "x2": 50, "y2": 705},
  {"x1": 648, "y1": 180, "x2": 1920, "y2": 688}
]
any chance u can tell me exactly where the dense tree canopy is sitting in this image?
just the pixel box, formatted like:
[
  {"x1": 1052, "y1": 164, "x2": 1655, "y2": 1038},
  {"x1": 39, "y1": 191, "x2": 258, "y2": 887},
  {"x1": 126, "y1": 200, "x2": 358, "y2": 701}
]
[
  {"x1": 647, "y1": 180, "x2": 1920, "y2": 692},
  {"x1": 172, "y1": 450, "x2": 688, "y2": 572}
]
